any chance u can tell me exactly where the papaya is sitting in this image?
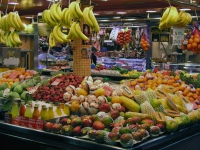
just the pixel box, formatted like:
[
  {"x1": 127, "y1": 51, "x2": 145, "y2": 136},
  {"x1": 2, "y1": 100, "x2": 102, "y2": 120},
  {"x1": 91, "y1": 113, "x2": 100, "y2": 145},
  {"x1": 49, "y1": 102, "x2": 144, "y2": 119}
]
[
  {"x1": 175, "y1": 92, "x2": 190, "y2": 104},
  {"x1": 124, "y1": 112, "x2": 152, "y2": 120},
  {"x1": 165, "y1": 109, "x2": 180, "y2": 117},
  {"x1": 162, "y1": 85, "x2": 177, "y2": 94},
  {"x1": 155, "y1": 89, "x2": 169, "y2": 98},
  {"x1": 120, "y1": 85, "x2": 134, "y2": 98},
  {"x1": 154, "y1": 112, "x2": 166, "y2": 124},
  {"x1": 166, "y1": 98, "x2": 179, "y2": 112},
  {"x1": 120, "y1": 96, "x2": 140, "y2": 112},
  {"x1": 175, "y1": 104, "x2": 188, "y2": 114}
]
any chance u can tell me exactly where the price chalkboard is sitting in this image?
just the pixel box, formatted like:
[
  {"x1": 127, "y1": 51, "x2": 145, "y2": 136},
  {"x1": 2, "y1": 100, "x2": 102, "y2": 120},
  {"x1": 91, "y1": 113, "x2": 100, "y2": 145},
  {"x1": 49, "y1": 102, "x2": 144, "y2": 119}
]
[{"x1": 172, "y1": 27, "x2": 185, "y2": 45}]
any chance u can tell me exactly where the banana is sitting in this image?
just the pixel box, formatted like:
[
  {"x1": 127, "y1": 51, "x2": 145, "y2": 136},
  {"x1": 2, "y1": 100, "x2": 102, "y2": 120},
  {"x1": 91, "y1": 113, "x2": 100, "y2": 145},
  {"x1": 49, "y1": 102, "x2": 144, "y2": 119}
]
[
  {"x1": 12, "y1": 31, "x2": 22, "y2": 45},
  {"x1": 56, "y1": 25, "x2": 68, "y2": 42},
  {"x1": 83, "y1": 7, "x2": 94, "y2": 29},
  {"x1": 6, "y1": 32, "x2": 12, "y2": 47},
  {"x1": 15, "y1": 12, "x2": 25, "y2": 31},
  {"x1": 9, "y1": 31, "x2": 17, "y2": 47},
  {"x1": 69, "y1": 1, "x2": 79, "y2": 20},
  {"x1": 88, "y1": 6, "x2": 100, "y2": 32},
  {"x1": 0, "y1": 12, "x2": 2, "y2": 29},
  {"x1": 49, "y1": 32, "x2": 56, "y2": 47},
  {"x1": 12, "y1": 12, "x2": 21, "y2": 31},
  {"x1": 75, "y1": 23, "x2": 89, "y2": 41},
  {"x1": 61, "y1": 8, "x2": 72, "y2": 28},
  {"x1": 70, "y1": 22, "x2": 80, "y2": 39},
  {"x1": 45, "y1": 10, "x2": 57, "y2": 26},
  {"x1": 3, "y1": 15, "x2": 10, "y2": 32},
  {"x1": 42, "y1": 10, "x2": 48, "y2": 23},
  {"x1": 0, "y1": 15, "x2": 5, "y2": 31},
  {"x1": 75, "y1": 1, "x2": 83, "y2": 19},
  {"x1": 50, "y1": 2, "x2": 61, "y2": 23},
  {"x1": 160, "y1": 7, "x2": 170, "y2": 22},
  {"x1": 52, "y1": 25, "x2": 64, "y2": 43}
]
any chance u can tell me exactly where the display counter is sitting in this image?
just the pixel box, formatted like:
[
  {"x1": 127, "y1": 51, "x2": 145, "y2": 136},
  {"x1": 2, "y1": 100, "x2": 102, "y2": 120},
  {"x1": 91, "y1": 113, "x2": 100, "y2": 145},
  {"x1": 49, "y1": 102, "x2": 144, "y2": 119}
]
[{"x1": 1, "y1": 121, "x2": 200, "y2": 150}]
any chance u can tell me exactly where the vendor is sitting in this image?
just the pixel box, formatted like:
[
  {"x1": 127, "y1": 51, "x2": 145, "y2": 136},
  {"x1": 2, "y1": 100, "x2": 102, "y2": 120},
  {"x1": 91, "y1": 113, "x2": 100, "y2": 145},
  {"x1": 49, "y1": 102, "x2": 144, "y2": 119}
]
[
  {"x1": 91, "y1": 47, "x2": 97, "y2": 65},
  {"x1": 38, "y1": 44, "x2": 55, "y2": 69}
]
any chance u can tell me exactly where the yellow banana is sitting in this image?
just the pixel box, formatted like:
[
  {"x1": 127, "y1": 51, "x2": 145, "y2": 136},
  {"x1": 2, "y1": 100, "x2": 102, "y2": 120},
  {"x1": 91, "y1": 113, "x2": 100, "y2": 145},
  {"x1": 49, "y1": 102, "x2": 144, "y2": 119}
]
[
  {"x1": 42, "y1": 10, "x2": 48, "y2": 23},
  {"x1": 45, "y1": 10, "x2": 57, "y2": 26},
  {"x1": 4, "y1": 15, "x2": 10, "y2": 32},
  {"x1": 9, "y1": 31, "x2": 17, "y2": 47},
  {"x1": 0, "y1": 15, "x2": 5, "y2": 31},
  {"x1": 61, "y1": 8, "x2": 68, "y2": 26},
  {"x1": 160, "y1": 7, "x2": 170, "y2": 22},
  {"x1": 12, "y1": 12, "x2": 21, "y2": 31},
  {"x1": 52, "y1": 25, "x2": 64, "y2": 43},
  {"x1": 88, "y1": 6, "x2": 100, "y2": 32},
  {"x1": 0, "y1": 12, "x2": 2, "y2": 29},
  {"x1": 61, "y1": 8, "x2": 71, "y2": 28},
  {"x1": 69, "y1": 1, "x2": 79, "y2": 20},
  {"x1": 12, "y1": 31, "x2": 22, "y2": 45},
  {"x1": 15, "y1": 12, "x2": 25, "y2": 31},
  {"x1": 83, "y1": 7, "x2": 94, "y2": 28},
  {"x1": 75, "y1": 1, "x2": 83, "y2": 19},
  {"x1": 56, "y1": 25, "x2": 68, "y2": 42},
  {"x1": 75, "y1": 23, "x2": 89, "y2": 41},
  {"x1": 49, "y1": 32, "x2": 56, "y2": 47},
  {"x1": 50, "y1": 2, "x2": 61, "y2": 23}
]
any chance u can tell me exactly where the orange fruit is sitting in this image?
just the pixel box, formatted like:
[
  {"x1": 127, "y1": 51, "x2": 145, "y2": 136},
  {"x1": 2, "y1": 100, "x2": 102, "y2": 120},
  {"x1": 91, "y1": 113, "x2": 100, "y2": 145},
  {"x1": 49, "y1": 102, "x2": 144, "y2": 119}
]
[
  {"x1": 151, "y1": 86, "x2": 157, "y2": 90},
  {"x1": 174, "y1": 75, "x2": 180, "y2": 81},
  {"x1": 191, "y1": 35, "x2": 194, "y2": 39},
  {"x1": 198, "y1": 44, "x2": 200, "y2": 50},
  {"x1": 146, "y1": 85, "x2": 151, "y2": 89},
  {"x1": 173, "y1": 83, "x2": 180, "y2": 87},
  {"x1": 138, "y1": 78, "x2": 144, "y2": 83},
  {"x1": 194, "y1": 34, "x2": 199, "y2": 38},
  {"x1": 139, "y1": 83, "x2": 145, "y2": 88},
  {"x1": 192, "y1": 43, "x2": 197, "y2": 48},
  {"x1": 187, "y1": 92, "x2": 193, "y2": 98},
  {"x1": 143, "y1": 47, "x2": 148, "y2": 51},
  {"x1": 188, "y1": 38, "x2": 193, "y2": 44},
  {"x1": 130, "y1": 80, "x2": 137, "y2": 86},
  {"x1": 187, "y1": 44, "x2": 192, "y2": 50},
  {"x1": 162, "y1": 80, "x2": 167, "y2": 84},
  {"x1": 181, "y1": 45, "x2": 185, "y2": 50},
  {"x1": 194, "y1": 38, "x2": 199, "y2": 43},
  {"x1": 189, "y1": 97, "x2": 194, "y2": 102},
  {"x1": 183, "y1": 89, "x2": 189, "y2": 96}
]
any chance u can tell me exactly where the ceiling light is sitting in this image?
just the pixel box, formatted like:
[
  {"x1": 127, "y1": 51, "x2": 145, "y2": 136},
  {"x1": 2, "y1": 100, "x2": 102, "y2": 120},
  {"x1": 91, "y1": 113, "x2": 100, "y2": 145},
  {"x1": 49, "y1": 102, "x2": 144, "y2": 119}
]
[
  {"x1": 94, "y1": 13, "x2": 99, "y2": 15},
  {"x1": 179, "y1": 8, "x2": 191, "y2": 11},
  {"x1": 117, "y1": 12, "x2": 127, "y2": 14},
  {"x1": 191, "y1": 16, "x2": 199, "y2": 18},
  {"x1": 113, "y1": 16, "x2": 120, "y2": 19},
  {"x1": 126, "y1": 19, "x2": 136, "y2": 21},
  {"x1": 146, "y1": 10, "x2": 157, "y2": 13},
  {"x1": 25, "y1": 16, "x2": 33, "y2": 19},
  {"x1": 101, "y1": 0, "x2": 108, "y2": 1},
  {"x1": 8, "y1": 2, "x2": 19, "y2": 5},
  {"x1": 99, "y1": 20, "x2": 109, "y2": 21}
]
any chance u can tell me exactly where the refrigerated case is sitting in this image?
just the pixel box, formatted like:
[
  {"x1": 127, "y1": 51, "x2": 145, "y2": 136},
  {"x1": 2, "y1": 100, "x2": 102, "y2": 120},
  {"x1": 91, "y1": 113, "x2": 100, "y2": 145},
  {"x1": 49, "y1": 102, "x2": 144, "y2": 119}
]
[{"x1": 97, "y1": 57, "x2": 146, "y2": 72}]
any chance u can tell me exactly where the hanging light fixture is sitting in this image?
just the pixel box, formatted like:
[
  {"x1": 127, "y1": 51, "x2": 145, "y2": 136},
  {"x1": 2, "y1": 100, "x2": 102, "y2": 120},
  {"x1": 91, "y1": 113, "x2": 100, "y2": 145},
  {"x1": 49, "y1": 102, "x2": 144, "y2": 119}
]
[{"x1": 8, "y1": 0, "x2": 19, "y2": 5}]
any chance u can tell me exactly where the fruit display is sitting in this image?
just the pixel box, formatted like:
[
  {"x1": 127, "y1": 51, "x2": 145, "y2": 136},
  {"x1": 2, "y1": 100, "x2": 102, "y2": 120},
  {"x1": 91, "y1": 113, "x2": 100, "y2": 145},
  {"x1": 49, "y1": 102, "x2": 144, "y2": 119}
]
[
  {"x1": 159, "y1": 6, "x2": 179, "y2": 30},
  {"x1": 176, "y1": 11, "x2": 192, "y2": 28},
  {"x1": 121, "y1": 69, "x2": 142, "y2": 77},
  {"x1": 140, "y1": 33, "x2": 150, "y2": 51},
  {"x1": 32, "y1": 73, "x2": 83, "y2": 103},
  {"x1": 42, "y1": 1, "x2": 99, "y2": 47},
  {"x1": 181, "y1": 22, "x2": 200, "y2": 54},
  {"x1": 124, "y1": 28, "x2": 132, "y2": 44},
  {"x1": 179, "y1": 71, "x2": 200, "y2": 88},
  {"x1": 0, "y1": 69, "x2": 38, "y2": 89},
  {"x1": 116, "y1": 30, "x2": 125, "y2": 46},
  {"x1": 1, "y1": 72, "x2": 200, "y2": 148}
]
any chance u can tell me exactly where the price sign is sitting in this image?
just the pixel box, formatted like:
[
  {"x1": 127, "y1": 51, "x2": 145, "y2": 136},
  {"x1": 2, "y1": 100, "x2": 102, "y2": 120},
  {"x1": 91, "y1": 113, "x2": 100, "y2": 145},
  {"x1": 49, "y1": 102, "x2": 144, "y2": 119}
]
[
  {"x1": 20, "y1": 116, "x2": 28, "y2": 127},
  {"x1": 35, "y1": 119, "x2": 44, "y2": 130},
  {"x1": 12, "y1": 116, "x2": 21, "y2": 125},
  {"x1": 172, "y1": 27, "x2": 185, "y2": 45},
  {"x1": 51, "y1": 79, "x2": 61, "y2": 86},
  {"x1": 28, "y1": 118, "x2": 36, "y2": 129},
  {"x1": 9, "y1": 73, "x2": 18, "y2": 79},
  {"x1": 4, "y1": 113, "x2": 12, "y2": 124},
  {"x1": 27, "y1": 86, "x2": 38, "y2": 94},
  {"x1": 103, "y1": 85, "x2": 113, "y2": 97}
]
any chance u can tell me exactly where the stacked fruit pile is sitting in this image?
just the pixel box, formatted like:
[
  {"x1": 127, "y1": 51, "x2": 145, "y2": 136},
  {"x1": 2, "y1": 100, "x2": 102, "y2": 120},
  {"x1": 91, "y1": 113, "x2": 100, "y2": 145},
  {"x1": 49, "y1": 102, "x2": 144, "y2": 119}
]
[
  {"x1": 0, "y1": 69, "x2": 38, "y2": 89},
  {"x1": 32, "y1": 74, "x2": 83, "y2": 103},
  {"x1": 181, "y1": 23, "x2": 200, "y2": 54},
  {"x1": 0, "y1": 11, "x2": 24, "y2": 47},
  {"x1": 140, "y1": 34, "x2": 150, "y2": 51},
  {"x1": 42, "y1": 0, "x2": 100, "y2": 47},
  {"x1": 116, "y1": 30, "x2": 124, "y2": 46},
  {"x1": 37, "y1": 74, "x2": 200, "y2": 148},
  {"x1": 159, "y1": 6, "x2": 192, "y2": 30}
]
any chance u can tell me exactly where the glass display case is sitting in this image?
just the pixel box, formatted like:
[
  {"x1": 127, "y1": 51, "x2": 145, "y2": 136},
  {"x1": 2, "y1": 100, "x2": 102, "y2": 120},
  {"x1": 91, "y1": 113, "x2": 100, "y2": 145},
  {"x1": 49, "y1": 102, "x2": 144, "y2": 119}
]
[{"x1": 97, "y1": 57, "x2": 146, "y2": 72}]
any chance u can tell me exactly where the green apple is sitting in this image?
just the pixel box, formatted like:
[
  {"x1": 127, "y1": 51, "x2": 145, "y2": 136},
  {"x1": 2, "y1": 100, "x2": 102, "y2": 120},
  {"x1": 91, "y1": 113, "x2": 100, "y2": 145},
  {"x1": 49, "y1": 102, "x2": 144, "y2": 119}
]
[
  {"x1": 165, "y1": 120, "x2": 178, "y2": 133},
  {"x1": 180, "y1": 115, "x2": 190, "y2": 127},
  {"x1": 174, "y1": 117, "x2": 185, "y2": 129}
]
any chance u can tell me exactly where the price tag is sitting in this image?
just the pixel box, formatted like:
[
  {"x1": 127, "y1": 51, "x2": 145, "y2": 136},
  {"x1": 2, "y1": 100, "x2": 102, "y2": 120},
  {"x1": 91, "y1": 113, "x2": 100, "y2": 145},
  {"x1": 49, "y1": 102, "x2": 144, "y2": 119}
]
[
  {"x1": 164, "y1": 64, "x2": 170, "y2": 70},
  {"x1": 103, "y1": 85, "x2": 113, "y2": 97},
  {"x1": 12, "y1": 116, "x2": 21, "y2": 125},
  {"x1": 28, "y1": 118, "x2": 36, "y2": 129},
  {"x1": 3, "y1": 88, "x2": 10, "y2": 97},
  {"x1": 9, "y1": 73, "x2": 18, "y2": 79},
  {"x1": 35, "y1": 119, "x2": 44, "y2": 130},
  {"x1": 27, "y1": 86, "x2": 38, "y2": 94},
  {"x1": 51, "y1": 79, "x2": 61, "y2": 86},
  {"x1": 4, "y1": 113, "x2": 12, "y2": 124},
  {"x1": 20, "y1": 116, "x2": 28, "y2": 127}
]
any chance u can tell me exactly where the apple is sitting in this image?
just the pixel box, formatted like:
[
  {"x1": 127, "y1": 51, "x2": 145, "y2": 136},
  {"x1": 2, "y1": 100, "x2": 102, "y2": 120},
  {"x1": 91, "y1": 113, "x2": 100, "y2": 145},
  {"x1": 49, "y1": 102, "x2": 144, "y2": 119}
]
[
  {"x1": 137, "y1": 129, "x2": 148, "y2": 138},
  {"x1": 93, "y1": 121, "x2": 105, "y2": 130},
  {"x1": 108, "y1": 132, "x2": 120, "y2": 142},
  {"x1": 131, "y1": 132, "x2": 143, "y2": 141},
  {"x1": 82, "y1": 118, "x2": 93, "y2": 127},
  {"x1": 156, "y1": 124, "x2": 166, "y2": 133},
  {"x1": 43, "y1": 122, "x2": 54, "y2": 132},
  {"x1": 60, "y1": 118, "x2": 71, "y2": 126}
]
